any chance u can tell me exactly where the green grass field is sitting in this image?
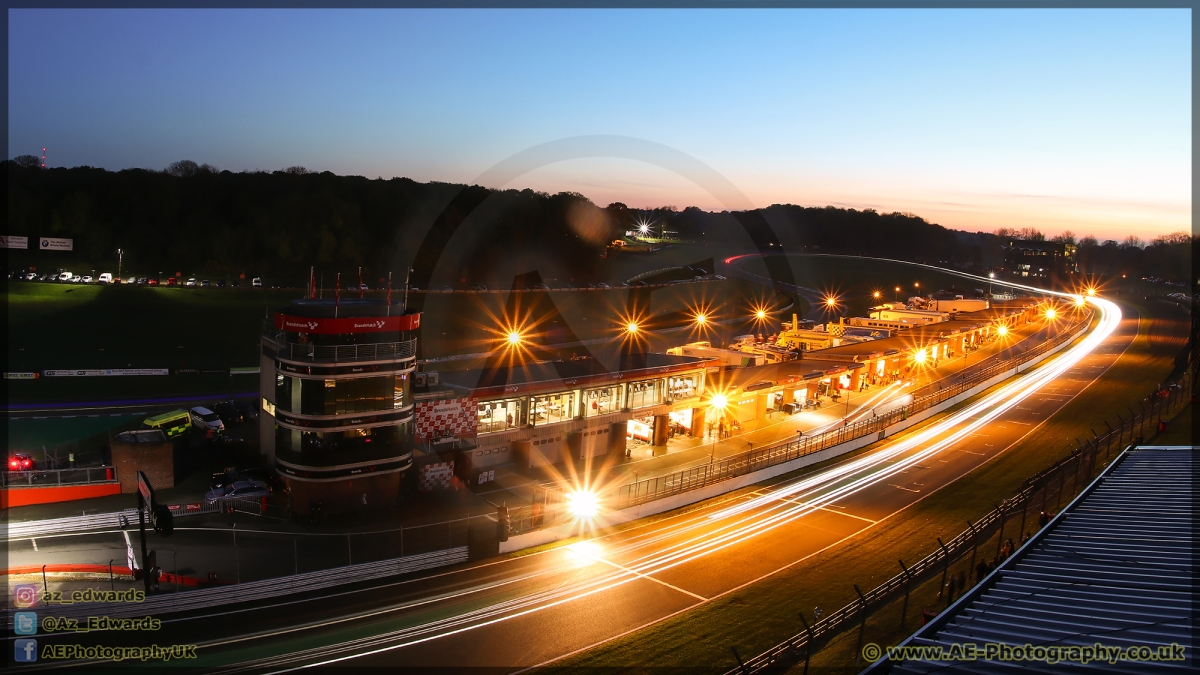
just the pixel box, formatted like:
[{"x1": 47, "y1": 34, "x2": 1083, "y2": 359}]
[
  {"x1": 554, "y1": 295, "x2": 1188, "y2": 671},
  {"x1": 5, "y1": 273, "x2": 792, "y2": 402}
]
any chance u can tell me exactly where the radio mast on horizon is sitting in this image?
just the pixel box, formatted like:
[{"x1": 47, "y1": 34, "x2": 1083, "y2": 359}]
[{"x1": 41, "y1": 148, "x2": 46, "y2": 168}]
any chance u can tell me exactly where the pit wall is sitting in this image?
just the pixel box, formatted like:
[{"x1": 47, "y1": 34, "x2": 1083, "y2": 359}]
[{"x1": 500, "y1": 322, "x2": 1089, "y2": 553}]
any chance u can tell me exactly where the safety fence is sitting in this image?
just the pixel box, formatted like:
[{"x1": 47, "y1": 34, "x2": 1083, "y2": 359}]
[
  {"x1": 610, "y1": 312, "x2": 1091, "y2": 511},
  {"x1": 724, "y1": 367, "x2": 1192, "y2": 675},
  {"x1": 1, "y1": 465, "x2": 116, "y2": 488}
]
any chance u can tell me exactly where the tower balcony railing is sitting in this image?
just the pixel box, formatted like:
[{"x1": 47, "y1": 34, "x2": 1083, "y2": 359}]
[{"x1": 264, "y1": 330, "x2": 417, "y2": 363}]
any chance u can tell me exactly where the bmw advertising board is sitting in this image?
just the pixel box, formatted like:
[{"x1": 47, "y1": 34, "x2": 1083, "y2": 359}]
[{"x1": 39, "y1": 237, "x2": 74, "y2": 251}]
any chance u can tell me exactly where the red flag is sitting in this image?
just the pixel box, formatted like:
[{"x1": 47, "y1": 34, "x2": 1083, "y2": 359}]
[
  {"x1": 358, "y1": 267, "x2": 364, "y2": 299},
  {"x1": 309, "y1": 267, "x2": 316, "y2": 299}
]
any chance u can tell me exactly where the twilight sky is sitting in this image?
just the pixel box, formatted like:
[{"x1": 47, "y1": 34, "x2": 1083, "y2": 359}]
[{"x1": 8, "y1": 8, "x2": 1191, "y2": 241}]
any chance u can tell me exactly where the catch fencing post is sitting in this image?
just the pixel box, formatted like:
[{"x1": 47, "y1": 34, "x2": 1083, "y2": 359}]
[
  {"x1": 966, "y1": 520, "x2": 979, "y2": 573},
  {"x1": 798, "y1": 612, "x2": 813, "y2": 675},
  {"x1": 853, "y1": 584, "x2": 868, "y2": 668},
  {"x1": 731, "y1": 646, "x2": 748, "y2": 675},
  {"x1": 898, "y1": 559, "x2": 912, "y2": 628},
  {"x1": 993, "y1": 503, "x2": 1006, "y2": 559},
  {"x1": 109, "y1": 559, "x2": 115, "y2": 592},
  {"x1": 1017, "y1": 494, "x2": 1029, "y2": 541}
]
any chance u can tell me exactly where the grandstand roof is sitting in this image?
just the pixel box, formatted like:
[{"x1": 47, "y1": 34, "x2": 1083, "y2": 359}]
[{"x1": 869, "y1": 445, "x2": 1196, "y2": 674}]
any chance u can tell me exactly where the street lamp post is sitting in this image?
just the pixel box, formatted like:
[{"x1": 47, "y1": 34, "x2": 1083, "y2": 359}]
[{"x1": 117, "y1": 249, "x2": 123, "y2": 280}]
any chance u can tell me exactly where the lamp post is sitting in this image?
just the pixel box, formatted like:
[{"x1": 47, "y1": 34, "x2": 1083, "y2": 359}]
[{"x1": 117, "y1": 249, "x2": 123, "y2": 280}]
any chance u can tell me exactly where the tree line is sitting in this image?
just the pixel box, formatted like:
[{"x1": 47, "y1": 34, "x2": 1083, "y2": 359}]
[{"x1": 4, "y1": 159, "x2": 1192, "y2": 286}]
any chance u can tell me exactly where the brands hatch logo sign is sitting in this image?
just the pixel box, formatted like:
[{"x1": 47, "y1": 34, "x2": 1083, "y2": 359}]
[
  {"x1": 282, "y1": 318, "x2": 319, "y2": 331},
  {"x1": 353, "y1": 320, "x2": 387, "y2": 329}
]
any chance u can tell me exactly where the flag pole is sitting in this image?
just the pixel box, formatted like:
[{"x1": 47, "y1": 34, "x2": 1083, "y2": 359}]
[
  {"x1": 386, "y1": 272, "x2": 393, "y2": 316},
  {"x1": 335, "y1": 273, "x2": 341, "y2": 318}
]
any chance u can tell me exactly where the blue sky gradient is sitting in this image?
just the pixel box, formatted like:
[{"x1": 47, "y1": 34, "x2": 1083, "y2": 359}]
[{"x1": 8, "y1": 9, "x2": 1190, "y2": 240}]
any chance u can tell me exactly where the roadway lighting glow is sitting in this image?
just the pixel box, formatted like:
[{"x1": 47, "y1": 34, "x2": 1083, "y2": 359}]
[
  {"x1": 1086, "y1": 287, "x2": 1097, "y2": 297},
  {"x1": 565, "y1": 540, "x2": 603, "y2": 565},
  {"x1": 913, "y1": 348, "x2": 927, "y2": 364},
  {"x1": 1074, "y1": 296, "x2": 1085, "y2": 308},
  {"x1": 566, "y1": 490, "x2": 601, "y2": 520},
  {"x1": 997, "y1": 325, "x2": 1008, "y2": 336},
  {"x1": 825, "y1": 297, "x2": 837, "y2": 308},
  {"x1": 1045, "y1": 308, "x2": 1057, "y2": 320},
  {"x1": 639, "y1": 224, "x2": 649, "y2": 234},
  {"x1": 989, "y1": 272, "x2": 996, "y2": 279},
  {"x1": 914, "y1": 282, "x2": 920, "y2": 288},
  {"x1": 755, "y1": 309, "x2": 767, "y2": 320},
  {"x1": 626, "y1": 322, "x2": 639, "y2": 334},
  {"x1": 873, "y1": 291, "x2": 881, "y2": 299},
  {"x1": 710, "y1": 393, "x2": 728, "y2": 410},
  {"x1": 506, "y1": 331, "x2": 522, "y2": 346},
  {"x1": 695, "y1": 313, "x2": 707, "y2": 326}
]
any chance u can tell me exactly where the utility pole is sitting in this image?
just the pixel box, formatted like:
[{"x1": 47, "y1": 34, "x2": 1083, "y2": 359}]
[{"x1": 117, "y1": 249, "x2": 123, "y2": 280}]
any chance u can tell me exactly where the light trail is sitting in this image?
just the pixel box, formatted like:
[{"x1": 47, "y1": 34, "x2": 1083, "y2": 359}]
[{"x1": 238, "y1": 276, "x2": 1117, "y2": 672}]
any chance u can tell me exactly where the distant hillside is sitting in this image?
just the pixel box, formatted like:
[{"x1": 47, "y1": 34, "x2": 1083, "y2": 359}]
[{"x1": 4, "y1": 162, "x2": 1191, "y2": 285}]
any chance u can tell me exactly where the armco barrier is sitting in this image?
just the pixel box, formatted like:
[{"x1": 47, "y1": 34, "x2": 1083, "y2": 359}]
[
  {"x1": 500, "y1": 317, "x2": 1090, "y2": 553},
  {"x1": 11, "y1": 546, "x2": 469, "y2": 628}
]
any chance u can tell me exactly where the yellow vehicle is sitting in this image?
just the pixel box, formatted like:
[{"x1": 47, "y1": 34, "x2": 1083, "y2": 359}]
[{"x1": 142, "y1": 409, "x2": 191, "y2": 437}]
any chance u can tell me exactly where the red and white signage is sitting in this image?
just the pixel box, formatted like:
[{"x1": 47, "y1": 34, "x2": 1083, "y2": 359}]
[
  {"x1": 414, "y1": 397, "x2": 478, "y2": 442},
  {"x1": 274, "y1": 312, "x2": 420, "y2": 334},
  {"x1": 418, "y1": 462, "x2": 455, "y2": 492}
]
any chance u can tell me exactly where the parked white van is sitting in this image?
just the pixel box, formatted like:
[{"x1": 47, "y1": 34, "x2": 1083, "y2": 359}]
[
  {"x1": 98, "y1": 273, "x2": 114, "y2": 284},
  {"x1": 58, "y1": 271, "x2": 73, "y2": 282}
]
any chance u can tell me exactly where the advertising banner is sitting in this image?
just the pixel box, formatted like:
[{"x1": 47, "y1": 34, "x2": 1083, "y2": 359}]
[
  {"x1": 38, "y1": 237, "x2": 74, "y2": 251},
  {"x1": 3, "y1": 372, "x2": 39, "y2": 380},
  {"x1": 273, "y1": 312, "x2": 420, "y2": 334},
  {"x1": 413, "y1": 397, "x2": 478, "y2": 442},
  {"x1": 1, "y1": 235, "x2": 28, "y2": 249}
]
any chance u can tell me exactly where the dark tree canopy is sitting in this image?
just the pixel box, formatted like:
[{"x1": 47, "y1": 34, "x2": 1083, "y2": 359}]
[{"x1": 4, "y1": 160, "x2": 1191, "y2": 285}]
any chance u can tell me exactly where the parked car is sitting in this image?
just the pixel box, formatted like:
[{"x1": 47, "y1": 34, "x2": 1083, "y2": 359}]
[
  {"x1": 125, "y1": 276, "x2": 136, "y2": 284},
  {"x1": 7, "y1": 453, "x2": 33, "y2": 471},
  {"x1": 71, "y1": 275, "x2": 84, "y2": 283},
  {"x1": 204, "y1": 479, "x2": 270, "y2": 503},
  {"x1": 533, "y1": 283, "x2": 549, "y2": 290},
  {"x1": 200, "y1": 279, "x2": 211, "y2": 287},
  {"x1": 165, "y1": 277, "x2": 176, "y2": 286},
  {"x1": 212, "y1": 401, "x2": 244, "y2": 425},
  {"x1": 210, "y1": 467, "x2": 278, "y2": 492},
  {"x1": 233, "y1": 399, "x2": 260, "y2": 422},
  {"x1": 359, "y1": 283, "x2": 369, "y2": 291},
  {"x1": 136, "y1": 277, "x2": 147, "y2": 285},
  {"x1": 81, "y1": 275, "x2": 94, "y2": 284},
  {"x1": 596, "y1": 282, "x2": 610, "y2": 289},
  {"x1": 252, "y1": 277, "x2": 262, "y2": 287},
  {"x1": 38, "y1": 273, "x2": 51, "y2": 281},
  {"x1": 147, "y1": 278, "x2": 158, "y2": 285},
  {"x1": 24, "y1": 272, "x2": 38, "y2": 281},
  {"x1": 189, "y1": 406, "x2": 225, "y2": 434},
  {"x1": 185, "y1": 278, "x2": 197, "y2": 286},
  {"x1": 216, "y1": 280, "x2": 226, "y2": 288},
  {"x1": 472, "y1": 283, "x2": 488, "y2": 291}
]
